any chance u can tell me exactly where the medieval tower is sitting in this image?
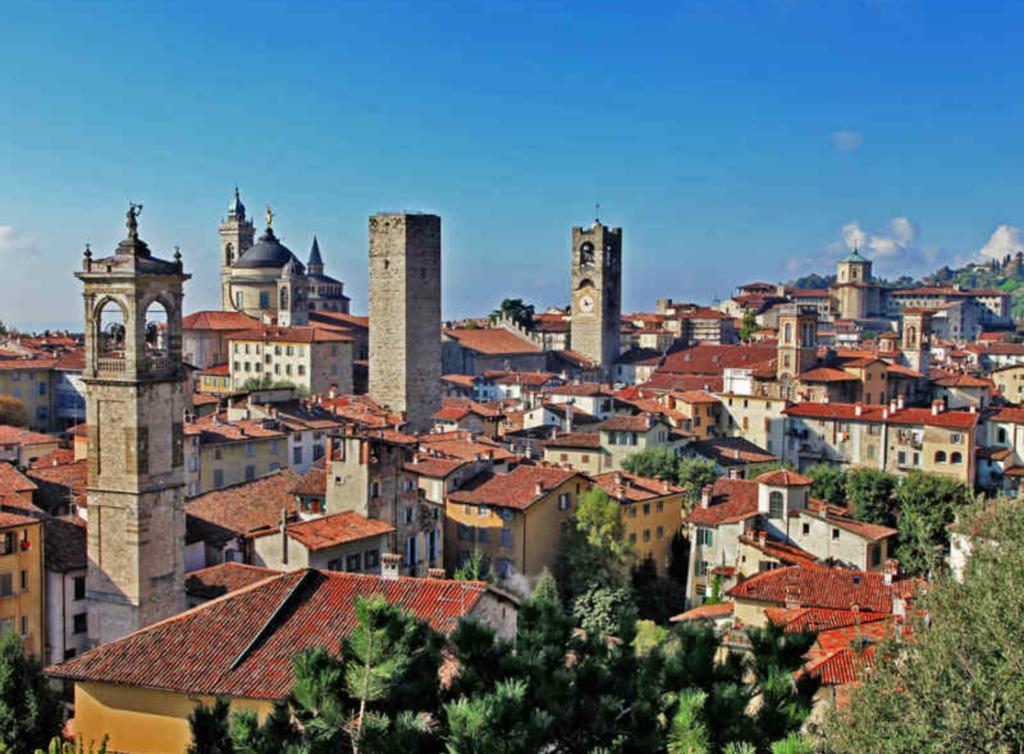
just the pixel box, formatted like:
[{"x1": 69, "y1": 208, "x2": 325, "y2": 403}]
[
  {"x1": 776, "y1": 304, "x2": 818, "y2": 382},
  {"x1": 901, "y1": 308, "x2": 932, "y2": 377},
  {"x1": 77, "y1": 206, "x2": 188, "y2": 647},
  {"x1": 218, "y1": 187, "x2": 255, "y2": 310},
  {"x1": 570, "y1": 219, "x2": 622, "y2": 376},
  {"x1": 368, "y1": 213, "x2": 441, "y2": 432}
]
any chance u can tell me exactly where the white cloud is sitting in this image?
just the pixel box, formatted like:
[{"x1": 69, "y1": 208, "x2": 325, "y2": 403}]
[
  {"x1": 0, "y1": 226, "x2": 34, "y2": 255},
  {"x1": 831, "y1": 130, "x2": 863, "y2": 152},
  {"x1": 841, "y1": 217, "x2": 916, "y2": 260},
  {"x1": 979, "y1": 224, "x2": 1024, "y2": 261}
]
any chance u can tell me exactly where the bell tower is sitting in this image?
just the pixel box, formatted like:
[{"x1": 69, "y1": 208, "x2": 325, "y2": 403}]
[
  {"x1": 901, "y1": 309, "x2": 932, "y2": 377},
  {"x1": 219, "y1": 187, "x2": 254, "y2": 311},
  {"x1": 570, "y1": 218, "x2": 622, "y2": 376},
  {"x1": 277, "y1": 257, "x2": 309, "y2": 327},
  {"x1": 76, "y1": 205, "x2": 189, "y2": 647},
  {"x1": 777, "y1": 304, "x2": 818, "y2": 382}
]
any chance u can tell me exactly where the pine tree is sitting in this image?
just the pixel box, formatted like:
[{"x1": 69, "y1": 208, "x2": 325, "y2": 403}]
[
  {"x1": 187, "y1": 698, "x2": 234, "y2": 754},
  {"x1": 0, "y1": 630, "x2": 62, "y2": 754}
]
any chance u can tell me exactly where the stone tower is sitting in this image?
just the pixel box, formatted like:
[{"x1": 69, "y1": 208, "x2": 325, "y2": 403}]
[
  {"x1": 901, "y1": 308, "x2": 932, "y2": 377},
  {"x1": 368, "y1": 213, "x2": 441, "y2": 432},
  {"x1": 76, "y1": 206, "x2": 189, "y2": 647},
  {"x1": 219, "y1": 187, "x2": 255, "y2": 311},
  {"x1": 570, "y1": 219, "x2": 622, "y2": 376},
  {"x1": 277, "y1": 257, "x2": 309, "y2": 327},
  {"x1": 776, "y1": 304, "x2": 818, "y2": 382}
]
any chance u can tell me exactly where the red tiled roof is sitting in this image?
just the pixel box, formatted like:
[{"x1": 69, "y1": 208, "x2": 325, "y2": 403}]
[
  {"x1": 0, "y1": 462, "x2": 37, "y2": 495},
  {"x1": 184, "y1": 414, "x2": 286, "y2": 443},
  {"x1": 689, "y1": 437, "x2": 776, "y2": 467},
  {"x1": 29, "y1": 448, "x2": 76, "y2": 469},
  {"x1": 261, "y1": 511, "x2": 394, "y2": 551},
  {"x1": 804, "y1": 501, "x2": 898, "y2": 541},
  {"x1": 670, "y1": 390, "x2": 722, "y2": 405},
  {"x1": 591, "y1": 471, "x2": 682, "y2": 502},
  {"x1": 484, "y1": 370, "x2": 560, "y2": 387},
  {"x1": 764, "y1": 606, "x2": 890, "y2": 634},
  {"x1": 726, "y1": 565, "x2": 917, "y2": 614},
  {"x1": 47, "y1": 570, "x2": 492, "y2": 700},
  {"x1": 25, "y1": 459, "x2": 87, "y2": 512},
  {"x1": 182, "y1": 310, "x2": 260, "y2": 332},
  {"x1": 784, "y1": 401, "x2": 978, "y2": 430},
  {"x1": 443, "y1": 328, "x2": 541, "y2": 355},
  {"x1": 417, "y1": 434, "x2": 517, "y2": 463},
  {"x1": 686, "y1": 477, "x2": 760, "y2": 526},
  {"x1": 931, "y1": 372, "x2": 992, "y2": 389},
  {"x1": 639, "y1": 373, "x2": 724, "y2": 394},
  {"x1": 548, "y1": 383, "x2": 616, "y2": 398},
  {"x1": 185, "y1": 563, "x2": 280, "y2": 601},
  {"x1": 291, "y1": 464, "x2": 326, "y2": 497},
  {"x1": 597, "y1": 414, "x2": 662, "y2": 432},
  {"x1": 657, "y1": 343, "x2": 776, "y2": 376},
  {"x1": 756, "y1": 469, "x2": 813, "y2": 487},
  {"x1": 448, "y1": 465, "x2": 579, "y2": 510},
  {"x1": 186, "y1": 470, "x2": 303, "y2": 541},
  {"x1": 405, "y1": 456, "x2": 468, "y2": 479},
  {"x1": 543, "y1": 432, "x2": 602, "y2": 450},
  {"x1": 670, "y1": 602, "x2": 734, "y2": 622},
  {"x1": 200, "y1": 363, "x2": 231, "y2": 376},
  {"x1": 740, "y1": 533, "x2": 823, "y2": 570},
  {"x1": 229, "y1": 325, "x2": 352, "y2": 344},
  {"x1": 0, "y1": 426, "x2": 56, "y2": 447},
  {"x1": 799, "y1": 367, "x2": 859, "y2": 383}
]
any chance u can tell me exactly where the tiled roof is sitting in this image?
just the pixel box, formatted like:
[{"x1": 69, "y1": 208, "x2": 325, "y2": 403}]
[
  {"x1": 443, "y1": 328, "x2": 541, "y2": 355},
  {"x1": 740, "y1": 533, "x2": 822, "y2": 570},
  {"x1": 291, "y1": 464, "x2": 326, "y2": 497},
  {"x1": 597, "y1": 414, "x2": 661, "y2": 433},
  {"x1": 548, "y1": 383, "x2": 616, "y2": 398},
  {"x1": 186, "y1": 469, "x2": 303, "y2": 543},
  {"x1": 591, "y1": 471, "x2": 682, "y2": 502},
  {"x1": 543, "y1": 432, "x2": 602, "y2": 450},
  {"x1": 670, "y1": 390, "x2": 722, "y2": 405},
  {"x1": 784, "y1": 401, "x2": 978, "y2": 430},
  {"x1": 803, "y1": 501, "x2": 898, "y2": 541},
  {"x1": 441, "y1": 374, "x2": 478, "y2": 388},
  {"x1": 688, "y1": 437, "x2": 776, "y2": 468},
  {"x1": 726, "y1": 565, "x2": 917, "y2": 614},
  {"x1": 931, "y1": 372, "x2": 992, "y2": 388},
  {"x1": 448, "y1": 465, "x2": 579, "y2": 510},
  {"x1": 0, "y1": 426, "x2": 56, "y2": 447},
  {"x1": 28, "y1": 449, "x2": 76, "y2": 468},
  {"x1": 48, "y1": 570, "x2": 491, "y2": 700},
  {"x1": 404, "y1": 456, "x2": 467, "y2": 479},
  {"x1": 0, "y1": 357, "x2": 57, "y2": 372},
  {"x1": 799, "y1": 367, "x2": 859, "y2": 383},
  {"x1": 764, "y1": 606, "x2": 890, "y2": 634},
  {"x1": 417, "y1": 434, "x2": 517, "y2": 463},
  {"x1": 553, "y1": 349, "x2": 598, "y2": 369},
  {"x1": 433, "y1": 398, "x2": 501, "y2": 422},
  {"x1": 25, "y1": 459, "x2": 87, "y2": 513},
  {"x1": 686, "y1": 477, "x2": 760, "y2": 526},
  {"x1": 184, "y1": 414, "x2": 286, "y2": 443},
  {"x1": 657, "y1": 344, "x2": 776, "y2": 376},
  {"x1": 670, "y1": 602, "x2": 734, "y2": 622},
  {"x1": 44, "y1": 516, "x2": 86, "y2": 572},
  {"x1": 229, "y1": 325, "x2": 352, "y2": 344},
  {"x1": 185, "y1": 563, "x2": 280, "y2": 601},
  {"x1": 483, "y1": 370, "x2": 560, "y2": 387},
  {"x1": 258, "y1": 511, "x2": 394, "y2": 551},
  {"x1": 0, "y1": 462, "x2": 38, "y2": 494},
  {"x1": 756, "y1": 469, "x2": 813, "y2": 487},
  {"x1": 182, "y1": 310, "x2": 260, "y2": 331},
  {"x1": 639, "y1": 373, "x2": 724, "y2": 394}
]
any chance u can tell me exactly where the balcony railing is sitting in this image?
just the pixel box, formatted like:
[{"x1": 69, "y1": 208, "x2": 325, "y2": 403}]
[{"x1": 96, "y1": 357, "x2": 126, "y2": 374}]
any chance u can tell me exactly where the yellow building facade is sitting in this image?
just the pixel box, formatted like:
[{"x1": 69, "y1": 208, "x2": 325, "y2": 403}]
[{"x1": 0, "y1": 515, "x2": 45, "y2": 657}]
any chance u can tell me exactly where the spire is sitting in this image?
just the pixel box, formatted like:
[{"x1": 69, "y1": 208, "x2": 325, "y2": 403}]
[
  {"x1": 227, "y1": 186, "x2": 246, "y2": 220},
  {"x1": 307, "y1": 235, "x2": 324, "y2": 274}
]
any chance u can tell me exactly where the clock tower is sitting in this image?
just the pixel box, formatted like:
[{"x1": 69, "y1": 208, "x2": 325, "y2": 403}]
[{"x1": 570, "y1": 219, "x2": 622, "y2": 377}]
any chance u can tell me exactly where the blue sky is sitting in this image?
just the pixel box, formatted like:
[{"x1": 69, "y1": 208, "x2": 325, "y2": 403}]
[{"x1": 2, "y1": 0, "x2": 1023, "y2": 330}]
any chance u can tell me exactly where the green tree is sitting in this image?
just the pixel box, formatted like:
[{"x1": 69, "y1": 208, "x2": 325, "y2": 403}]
[
  {"x1": 823, "y1": 497, "x2": 1024, "y2": 753},
  {"x1": 188, "y1": 698, "x2": 234, "y2": 754},
  {"x1": 666, "y1": 690, "x2": 711, "y2": 754},
  {"x1": 844, "y1": 468, "x2": 898, "y2": 526},
  {"x1": 738, "y1": 310, "x2": 761, "y2": 342},
  {"x1": 571, "y1": 584, "x2": 638, "y2": 639},
  {"x1": 556, "y1": 488, "x2": 633, "y2": 602},
  {"x1": 489, "y1": 299, "x2": 535, "y2": 329},
  {"x1": 443, "y1": 679, "x2": 552, "y2": 754},
  {"x1": 623, "y1": 447, "x2": 679, "y2": 483},
  {"x1": 453, "y1": 549, "x2": 489, "y2": 582},
  {"x1": 0, "y1": 396, "x2": 27, "y2": 428},
  {"x1": 676, "y1": 458, "x2": 720, "y2": 508},
  {"x1": 805, "y1": 463, "x2": 846, "y2": 505},
  {"x1": 893, "y1": 473, "x2": 972, "y2": 577},
  {"x1": 29, "y1": 739, "x2": 108, "y2": 754},
  {"x1": 0, "y1": 630, "x2": 62, "y2": 754}
]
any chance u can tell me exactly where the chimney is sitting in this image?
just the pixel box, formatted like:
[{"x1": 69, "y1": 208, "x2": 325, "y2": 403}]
[
  {"x1": 896, "y1": 394, "x2": 905, "y2": 410},
  {"x1": 882, "y1": 408, "x2": 889, "y2": 420},
  {"x1": 883, "y1": 558, "x2": 900, "y2": 584},
  {"x1": 969, "y1": 403, "x2": 977, "y2": 414},
  {"x1": 427, "y1": 567, "x2": 446, "y2": 580},
  {"x1": 932, "y1": 400, "x2": 942, "y2": 416},
  {"x1": 758, "y1": 530, "x2": 767, "y2": 548},
  {"x1": 381, "y1": 552, "x2": 402, "y2": 580},
  {"x1": 565, "y1": 398, "x2": 574, "y2": 433},
  {"x1": 783, "y1": 583, "x2": 801, "y2": 610},
  {"x1": 854, "y1": 403, "x2": 863, "y2": 417},
  {"x1": 325, "y1": 435, "x2": 335, "y2": 463},
  {"x1": 280, "y1": 508, "x2": 289, "y2": 565},
  {"x1": 534, "y1": 481, "x2": 545, "y2": 496},
  {"x1": 700, "y1": 484, "x2": 713, "y2": 508},
  {"x1": 889, "y1": 399, "x2": 898, "y2": 413},
  {"x1": 613, "y1": 472, "x2": 624, "y2": 487},
  {"x1": 728, "y1": 466, "x2": 743, "y2": 480}
]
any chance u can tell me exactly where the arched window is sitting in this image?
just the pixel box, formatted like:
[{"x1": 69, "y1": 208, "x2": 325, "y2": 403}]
[
  {"x1": 579, "y1": 242, "x2": 595, "y2": 266},
  {"x1": 143, "y1": 299, "x2": 170, "y2": 356},
  {"x1": 280, "y1": 288, "x2": 289, "y2": 310},
  {"x1": 784, "y1": 322, "x2": 793, "y2": 344},
  {"x1": 768, "y1": 491, "x2": 784, "y2": 519},
  {"x1": 225, "y1": 243, "x2": 234, "y2": 266},
  {"x1": 934, "y1": 450, "x2": 947, "y2": 463},
  {"x1": 96, "y1": 299, "x2": 126, "y2": 359},
  {"x1": 998, "y1": 427, "x2": 1008, "y2": 444},
  {"x1": 951, "y1": 452, "x2": 963, "y2": 464},
  {"x1": 906, "y1": 326, "x2": 917, "y2": 347}
]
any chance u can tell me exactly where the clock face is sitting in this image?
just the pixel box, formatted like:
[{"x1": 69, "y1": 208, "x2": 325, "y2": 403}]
[{"x1": 579, "y1": 294, "x2": 595, "y2": 313}]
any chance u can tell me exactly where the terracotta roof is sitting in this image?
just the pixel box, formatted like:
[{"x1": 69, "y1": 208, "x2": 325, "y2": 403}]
[
  {"x1": 184, "y1": 414, "x2": 287, "y2": 443},
  {"x1": 931, "y1": 373, "x2": 992, "y2": 389},
  {"x1": 597, "y1": 414, "x2": 662, "y2": 432},
  {"x1": 441, "y1": 374, "x2": 478, "y2": 388},
  {"x1": 443, "y1": 328, "x2": 541, "y2": 355},
  {"x1": 554, "y1": 349, "x2": 598, "y2": 368},
  {"x1": 0, "y1": 426, "x2": 56, "y2": 447},
  {"x1": 670, "y1": 602, "x2": 734, "y2": 622},
  {"x1": 804, "y1": 501, "x2": 898, "y2": 541},
  {"x1": 886, "y1": 364, "x2": 924, "y2": 379},
  {"x1": 657, "y1": 343, "x2": 776, "y2": 376},
  {"x1": 417, "y1": 434, "x2": 517, "y2": 463},
  {"x1": 448, "y1": 465, "x2": 580, "y2": 510},
  {"x1": 483, "y1": 370, "x2": 560, "y2": 387},
  {"x1": 548, "y1": 383, "x2": 616, "y2": 398},
  {"x1": 543, "y1": 432, "x2": 602, "y2": 450},
  {"x1": 992, "y1": 407, "x2": 1024, "y2": 425},
  {"x1": 185, "y1": 563, "x2": 280, "y2": 601},
  {"x1": 199, "y1": 363, "x2": 230, "y2": 376},
  {"x1": 433, "y1": 398, "x2": 501, "y2": 422},
  {"x1": 784, "y1": 401, "x2": 978, "y2": 430},
  {"x1": 44, "y1": 516, "x2": 86, "y2": 572},
  {"x1": 799, "y1": 367, "x2": 859, "y2": 383},
  {"x1": 670, "y1": 390, "x2": 722, "y2": 405},
  {"x1": 0, "y1": 357, "x2": 57, "y2": 371},
  {"x1": 48, "y1": 570, "x2": 492, "y2": 700},
  {"x1": 291, "y1": 464, "x2": 326, "y2": 497},
  {"x1": 686, "y1": 477, "x2": 760, "y2": 526},
  {"x1": 639, "y1": 374, "x2": 724, "y2": 394},
  {"x1": 726, "y1": 565, "x2": 918, "y2": 613},
  {"x1": 740, "y1": 533, "x2": 822, "y2": 570},
  {"x1": 764, "y1": 606, "x2": 890, "y2": 634},
  {"x1": 186, "y1": 469, "x2": 303, "y2": 543},
  {"x1": 182, "y1": 310, "x2": 260, "y2": 332},
  {"x1": 257, "y1": 511, "x2": 394, "y2": 551},
  {"x1": 28, "y1": 449, "x2": 76, "y2": 469},
  {"x1": 404, "y1": 456, "x2": 467, "y2": 479},
  {"x1": 591, "y1": 471, "x2": 682, "y2": 502},
  {"x1": 25, "y1": 459, "x2": 87, "y2": 513},
  {"x1": 756, "y1": 469, "x2": 813, "y2": 487},
  {"x1": 0, "y1": 462, "x2": 37, "y2": 495}
]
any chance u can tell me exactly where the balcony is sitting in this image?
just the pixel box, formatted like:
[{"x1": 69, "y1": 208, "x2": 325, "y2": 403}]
[{"x1": 96, "y1": 357, "x2": 126, "y2": 375}]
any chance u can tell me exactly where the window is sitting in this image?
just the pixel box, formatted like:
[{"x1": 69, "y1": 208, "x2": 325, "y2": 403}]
[
  {"x1": 696, "y1": 560, "x2": 709, "y2": 577},
  {"x1": 477, "y1": 506, "x2": 488, "y2": 517},
  {"x1": 950, "y1": 433, "x2": 962, "y2": 444},
  {"x1": 371, "y1": 481, "x2": 380, "y2": 498},
  {"x1": 999, "y1": 427, "x2": 1008, "y2": 444},
  {"x1": 769, "y1": 491, "x2": 784, "y2": 519},
  {"x1": 270, "y1": 440, "x2": 280, "y2": 454},
  {"x1": 458, "y1": 524, "x2": 473, "y2": 542},
  {"x1": 500, "y1": 528, "x2": 513, "y2": 548},
  {"x1": 951, "y1": 451, "x2": 963, "y2": 464},
  {"x1": 404, "y1": 507, "x2": 414, "y2": 524},
  {"x1": 477, "y1": 528, "x2": 489, "y2": 543},
  {"x1": 897, "y1": 451, "x2": 907, "y2": 466},
  {"x1": 38, "y1": 382, "x2": 46, "y2": 396},
  {"x1": 73, "y1": 576, "x2": 86, "y2": 600},
  {"x1": 245, "y1": 465, "x2": 255, "y2": 481},
  {"x1": 405, "y1": 536, "x2": 418, "y2": 566},
  {"x1": 870, "y1": 545, "x2": 881, "y2": 567},
  {"x1": 259, "y1": 291, "x2": 270, "y2": 309},
  {"x1": 213, "y1": 469, "x2": 224, "y2": 488},
  {"x1": 802, "y1": 523, "x2": 810, "y2": 536},
  {"x1": 19, "y1": 570, "x2": 26, "y2": 591},
  {"x1": 73, "y1": 613, "x2": 88, "y2": 635},
  {"x1": 0, "y1": 533, "x2": 13, "y2": 556},
  {"x1": 628, "y1": 506, "x2": 637, "y2": 518},
  {"x1": 642, "y1": 503, "x2": 650, "y2": 516},
  {"x1": 656, "y1": 526, "x2": 664, "y2": 539},
  {"x1": 643, "y1": 529, "x2": 651, "y2": 542},
  {"x1": 832, "y1": 528, "x2": 840, "y2": 541},
  {"x1": 558, "y1": 493, "x2": 571, "y2": 511},
  {"x1": 934, "y1": 450, "x2": 947, "y2": 463},
  {"x1": 20, "y1": 616, "x2": 27, "y2": 638},
  {"x1": 327, "y1": 558, "x2": 343, "y2": 571},
  {"x1": 245, "y1": 441, "x2": 255, "y2": 457},
  {"x1": 656, "y1": 501, "x2": 664, "y2": 513},
  {"x1": 346, "y1": 554, "x2": 362, "y2": 572},
  {"x1": 696, "y1": 527, "x2": 713, "y2": 547},
  {"x1": 365, "y1": 549, "x2": 379, "y2": 569},
  {"x1": 293, "y1": 446, "x2": 303, "y2": 465}
]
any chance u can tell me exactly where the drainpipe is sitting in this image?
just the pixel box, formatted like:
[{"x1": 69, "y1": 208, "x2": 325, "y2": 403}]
[{"x1": 280, "y1": 508, "x2": 288, "y2": 566}]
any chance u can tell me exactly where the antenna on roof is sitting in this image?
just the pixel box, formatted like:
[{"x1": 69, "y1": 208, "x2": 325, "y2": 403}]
[{"x1": 594, "y1": 203, "x2": 601, "y2": 223}]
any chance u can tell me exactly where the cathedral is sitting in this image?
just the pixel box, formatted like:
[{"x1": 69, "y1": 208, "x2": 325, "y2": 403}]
[{"x1": 218, "y1": 188, "x2": 350, "y2": 324}]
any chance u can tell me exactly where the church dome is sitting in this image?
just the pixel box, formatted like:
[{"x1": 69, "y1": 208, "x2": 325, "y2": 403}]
[{"x1": 234, "y1": 228, "x2": 305, "y2": 272}]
